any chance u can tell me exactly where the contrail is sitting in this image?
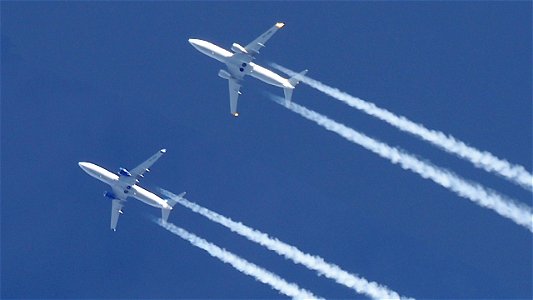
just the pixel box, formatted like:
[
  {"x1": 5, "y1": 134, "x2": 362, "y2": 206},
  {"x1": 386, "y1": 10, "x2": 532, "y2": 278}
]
[
  {"x1": 161, "y1": 189, "x2": 410, "y2": 300},
  {"x1": 270, "y1": 96, "x2": 533, "y2": 232},
  {"x1": 273, "y1": 64, "x2": 533, "y2": 191},
  {"x1": 154, "y1": 219, "x2": 322, "y2": 300}
]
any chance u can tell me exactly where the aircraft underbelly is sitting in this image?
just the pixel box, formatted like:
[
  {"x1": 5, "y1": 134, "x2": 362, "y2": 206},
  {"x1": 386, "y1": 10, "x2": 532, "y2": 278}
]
[
  {"x1": 96, "y1": 172, "x2": 118, "y2": 186},
  {"x1": 85, "y1": 164, "x2": 118, "y2": 185},
  {"x1": 206, "y1": 46, "x2": 232, "y2": 63},
  {"x1": 250, "y1": 64, "x2": 285, "y2": 87},
  {"x1": 210, "y1": 52, "x2": 230, "y2": 63},
  {"x1": 132, "y1": 186, "x2": 164, "y2": 208}
]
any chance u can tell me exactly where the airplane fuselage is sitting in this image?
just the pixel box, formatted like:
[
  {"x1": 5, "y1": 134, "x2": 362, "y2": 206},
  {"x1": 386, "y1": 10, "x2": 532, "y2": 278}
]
[
  {"x1": 189, "y1": 39, "x2": 294, "y2": 89},
  {"x1": 79, "y1": 162, "x2": 171, "y2": 210}
]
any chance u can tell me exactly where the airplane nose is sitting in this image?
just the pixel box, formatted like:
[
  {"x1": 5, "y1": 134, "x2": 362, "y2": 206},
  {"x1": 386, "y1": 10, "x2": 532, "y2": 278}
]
[
  {"x1": 78, "y1": 162, "x2": 91, "y2": 172},
  {"x1": 188, "y1": 39, "x2": 204, "y2": 50}
]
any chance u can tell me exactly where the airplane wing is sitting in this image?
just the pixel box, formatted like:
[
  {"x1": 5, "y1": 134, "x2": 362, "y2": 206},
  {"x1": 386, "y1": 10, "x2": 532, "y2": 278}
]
[
  {"x1": 129, "y1": 149, "x2": 167, "y2": 179},
  {"x1": 228, "y1": 78, "x2": 242, "y2": 116},
  {"x1": 244, "y1": 22, "x2": 285, "y2": 55},
  {"x1": 111, "y1": 199, "x2": 125, "y2": 231}
]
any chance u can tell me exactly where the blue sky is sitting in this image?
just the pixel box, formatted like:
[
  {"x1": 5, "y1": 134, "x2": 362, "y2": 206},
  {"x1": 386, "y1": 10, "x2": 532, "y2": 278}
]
[{"x1": 2, "y1": 2, "x2": 531, "y2": 299}]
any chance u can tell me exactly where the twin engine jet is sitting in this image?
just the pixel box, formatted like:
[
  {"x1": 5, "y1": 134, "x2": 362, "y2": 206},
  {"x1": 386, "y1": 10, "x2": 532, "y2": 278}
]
[
  {"x1": 79, "y1": 149, "x2": 185, "y2": 231},
  {"x1": 189, "y1": 22, "x2": 307, "y2": 117}
]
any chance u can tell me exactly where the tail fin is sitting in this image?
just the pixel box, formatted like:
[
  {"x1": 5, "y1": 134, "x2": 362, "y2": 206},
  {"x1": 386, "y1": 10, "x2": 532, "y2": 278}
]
[{"x1": 161, "y1": 192, "x2": 186, "y2": 222}]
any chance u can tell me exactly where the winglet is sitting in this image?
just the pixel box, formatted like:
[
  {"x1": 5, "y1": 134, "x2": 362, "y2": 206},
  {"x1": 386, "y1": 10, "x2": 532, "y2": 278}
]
[{"x1": 275, "y1": 22, "x2": 285, "y2": 29}]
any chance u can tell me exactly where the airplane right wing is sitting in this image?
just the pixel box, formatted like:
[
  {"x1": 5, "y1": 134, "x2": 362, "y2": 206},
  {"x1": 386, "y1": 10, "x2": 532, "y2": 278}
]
[
  {"x1": 228, "y1": 78, "x2": 242, "y2": 117},
  {"x1": 118, "y1": 149, "x2": 166, "y2": 186},
  {"x1": 129, "y1": 149, "x2": 167, "y2": 179},
  {"x1": 244, "y1": 22, "x2": 285, "y2": 55},
  {"x1": 111, "y1": 199, "x2": 125, "y2": 231}
]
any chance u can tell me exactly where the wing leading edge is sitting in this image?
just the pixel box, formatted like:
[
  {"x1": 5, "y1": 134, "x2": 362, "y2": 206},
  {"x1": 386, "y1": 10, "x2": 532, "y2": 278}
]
[
  {"x1": 228, "y1": 78, "x2": 242, "y2": 117},
  {"x1": 129, "y1": 149, "x2": 167, "y2": 179},
  {"x1": 111, "y1": 199, "x2": 125, "y2": 231},
  {"x1": 244, "y1": 22, "x2": 285, "y2": 55}
]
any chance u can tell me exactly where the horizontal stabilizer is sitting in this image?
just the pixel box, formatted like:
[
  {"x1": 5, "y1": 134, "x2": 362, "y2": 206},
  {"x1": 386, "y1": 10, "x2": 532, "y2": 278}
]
[
  {"x1": 161, "y1": 192, "x2": 185, "y2": 223},
  {"x1": 166, "y1": 192, "x2": 186, "y2": 207},
  {"x1": 284, "y1": 88, "x2": 293, "y2": 103},
  {"x1": 288, "y1": 69, "x2": 308, "y2": 87},
  {"x1": 161, "y1": 208, "x2": 171, "y2": 223},
  {"x1": 284, "y1": 70, "x2": 308, "y2": 103}
]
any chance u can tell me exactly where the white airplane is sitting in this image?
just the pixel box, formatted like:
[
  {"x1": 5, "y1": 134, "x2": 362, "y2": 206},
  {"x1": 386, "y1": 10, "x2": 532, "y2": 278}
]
[
  {"x1": 189, "y1": 22, "x2": 307, "y2": 117},
  {"x1": 78, "y1": 149, "x2": 185, "y2": 231}
]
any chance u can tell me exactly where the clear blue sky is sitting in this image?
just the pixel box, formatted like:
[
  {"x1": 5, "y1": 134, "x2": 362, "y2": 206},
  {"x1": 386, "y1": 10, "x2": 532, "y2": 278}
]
[{"x1": 2, "y1": 2, "x2": 531, "y2": 299}]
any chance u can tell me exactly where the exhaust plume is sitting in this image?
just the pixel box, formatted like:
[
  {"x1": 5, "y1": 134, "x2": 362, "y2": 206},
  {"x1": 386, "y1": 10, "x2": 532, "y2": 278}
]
[
  {"x1": 161, "y1": 189, "x2": 410, "y2": 300},
  {"x1": 270, "y1": 96, "x2": 533, "y2": 232},
  {"x1": 273, "y1": 64, "x2": 533, "y2": 191},
  {"x1": 155, "y1": 219, "x2": 322, "y2": 299}
]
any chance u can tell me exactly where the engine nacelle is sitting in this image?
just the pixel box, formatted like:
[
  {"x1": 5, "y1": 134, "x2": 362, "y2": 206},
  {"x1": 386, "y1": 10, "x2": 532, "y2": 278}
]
[
  {"x1": 218, "y1": 69, "x2": 232, "y2": 80},
  {"x1": 118, "y1": 167, "x2": 131, "y2": 177},
  {"x1": 103, "y1": 191, "x2": 116, "y2": 199},
  {"x1": 231, "y1": 43, "x2": 248, "y2": 54}
]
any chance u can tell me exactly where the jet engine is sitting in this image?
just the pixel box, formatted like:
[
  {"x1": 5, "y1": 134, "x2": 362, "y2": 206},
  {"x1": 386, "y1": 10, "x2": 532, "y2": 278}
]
[
  {"x1": 231, "y1": 43, "x2": 248, "y2": 54},
  {"x1": 218, "y1": 69, "x2": 231, "y2": 80},
  {"x1": 118, "y1": 167, "x2": 131, "y2": 177},
  {"x1": 103, "y1": 191, "x2": 116, "y2": 199}
]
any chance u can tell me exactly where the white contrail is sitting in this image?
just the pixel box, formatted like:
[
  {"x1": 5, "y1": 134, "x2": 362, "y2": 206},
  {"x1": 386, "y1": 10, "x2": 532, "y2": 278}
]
[
  {"x1": 161, "y1": 190, "x2": 410, "y2": 300},
  {"x1": 273, "y1": 64, "x2": 533, "y2": 191},
  {"x1": 155, "y1": 219, "x2": 322, "y2": 300},
  {"x1": 270, "y1": 97, "x2": 533, "y2": 232}
]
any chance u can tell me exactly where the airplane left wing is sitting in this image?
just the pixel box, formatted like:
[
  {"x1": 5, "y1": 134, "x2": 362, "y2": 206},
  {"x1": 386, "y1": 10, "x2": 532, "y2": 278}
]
[
  {"x1": 244, "y1": 22, "x2": 285, "y2": 55},
  {"x1": 111, "y1": 199, "x2": 125, "y2": 231},
  {"x1": 228, "y1": 78, "x2": 242, "y2": 117}
]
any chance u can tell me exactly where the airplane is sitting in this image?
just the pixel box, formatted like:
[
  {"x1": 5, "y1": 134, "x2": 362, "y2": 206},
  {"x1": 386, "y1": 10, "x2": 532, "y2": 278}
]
[
  {"x1": 78, "y1": 149, "x2": 185, "y2": 231},
  {"x1": 188, "y1": 22, "x2": 308, "y2": 117}
]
